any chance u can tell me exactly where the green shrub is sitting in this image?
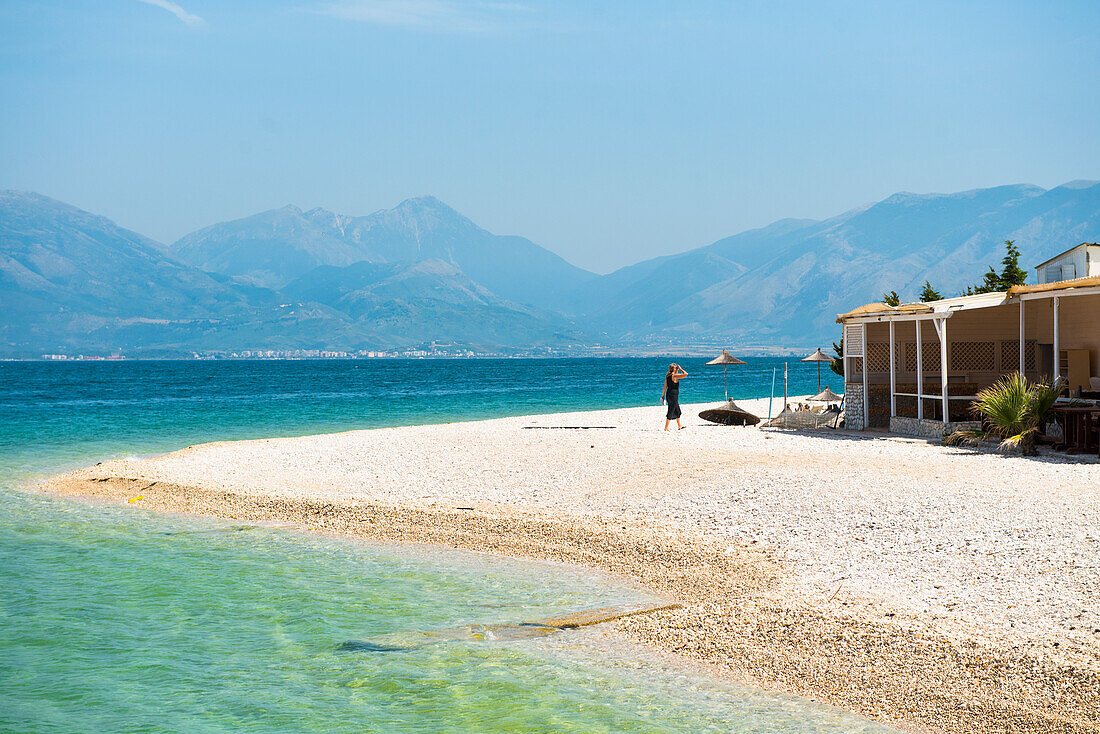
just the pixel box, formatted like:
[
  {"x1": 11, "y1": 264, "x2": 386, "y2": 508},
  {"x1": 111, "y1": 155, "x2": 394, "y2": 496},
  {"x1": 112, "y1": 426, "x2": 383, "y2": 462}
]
[{"x1": 945, "y1": 373, "x2": 1064, "y2": 455}]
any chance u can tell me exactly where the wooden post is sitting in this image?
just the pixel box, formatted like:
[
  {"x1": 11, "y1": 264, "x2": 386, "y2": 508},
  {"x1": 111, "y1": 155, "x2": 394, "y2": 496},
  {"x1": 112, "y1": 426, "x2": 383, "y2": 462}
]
[
  {"x1": 861, "y1": 323, "x2": 869, "y2": 429},
  {"x1": 783, "y1": 361, "x2": 788, "y2": 410},
  {"x1": 768, "y1": 367, "x2": 776, "y2": 419},
  {"x1": 888, "y1": 320, "x2": 896, "y2": 417},
  {"x1": 1019, "y1": 300, "x2": 1025, "y2": 376},
  {"x1": 937, "y1": 318, "x2": 949, "y2": 424},
  {"x1": 1053, "y1": 297, "x2": 1060, "y2": 379},
  {"x1": 916, "y1": 320, "x2": 923, "y2": 420}
]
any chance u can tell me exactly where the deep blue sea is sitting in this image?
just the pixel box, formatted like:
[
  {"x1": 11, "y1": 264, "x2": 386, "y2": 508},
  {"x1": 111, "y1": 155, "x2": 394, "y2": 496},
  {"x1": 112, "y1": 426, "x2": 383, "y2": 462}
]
[
  {"x1": 0, "y1": 358, "x2": 887, "y2": 733},
  {"x1": 0, "y1": 357, "x2": 835, "y2": 481}
]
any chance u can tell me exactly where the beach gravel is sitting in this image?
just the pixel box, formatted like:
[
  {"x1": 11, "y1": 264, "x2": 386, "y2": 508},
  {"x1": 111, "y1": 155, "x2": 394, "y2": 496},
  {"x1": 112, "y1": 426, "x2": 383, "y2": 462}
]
[{"x1": 40, "y1": 398, "x2": 1100, "y2": 734}]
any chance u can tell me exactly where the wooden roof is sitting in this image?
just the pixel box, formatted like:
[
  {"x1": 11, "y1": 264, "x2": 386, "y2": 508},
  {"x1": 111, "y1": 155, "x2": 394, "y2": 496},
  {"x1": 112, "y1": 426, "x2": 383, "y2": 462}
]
[
  {"x1": 1008, "y1": 275, "x2": 1100, "y2": 296},
  {"x1": 835, "y1": 302, "x2": 931, "y2": 323}
]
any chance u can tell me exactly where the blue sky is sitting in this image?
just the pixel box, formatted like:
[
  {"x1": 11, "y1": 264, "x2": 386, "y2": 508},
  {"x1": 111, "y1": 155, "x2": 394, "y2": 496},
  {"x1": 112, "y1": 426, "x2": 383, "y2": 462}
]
[{"x1": 1, "y1": 0, "x2": 1098, "y2": 273}]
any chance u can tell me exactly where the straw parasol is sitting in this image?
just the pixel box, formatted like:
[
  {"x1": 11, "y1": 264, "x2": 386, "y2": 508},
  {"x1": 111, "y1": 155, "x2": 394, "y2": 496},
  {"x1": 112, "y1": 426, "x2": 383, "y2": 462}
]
[
  {"x1": 705, "y1": 349, "x2": 747, "y2": 401},
  {"x1": 801, "y1": 347, "x2": 833, "y2": 392},
  {"x1": 699, "y1": 401, "x2": 760, "y2": 426},
  {"x1": 807, "y1": 386, "x2": 842, "y2": 404}
]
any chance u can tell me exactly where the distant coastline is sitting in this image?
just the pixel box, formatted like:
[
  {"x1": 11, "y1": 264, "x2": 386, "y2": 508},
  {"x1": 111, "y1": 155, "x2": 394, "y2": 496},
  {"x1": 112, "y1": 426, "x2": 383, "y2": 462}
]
[{"x1": 8, "y1": 346, "x2": 823, "y2": 361}]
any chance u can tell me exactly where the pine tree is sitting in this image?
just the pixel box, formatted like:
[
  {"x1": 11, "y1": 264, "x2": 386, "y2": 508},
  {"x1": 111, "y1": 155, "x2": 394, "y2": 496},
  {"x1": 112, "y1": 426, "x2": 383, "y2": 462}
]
[
  {"x1": 973, "y1": 267, "x2": 1002, "y2": 294},
  {"x1": 997, "y1": 240, "x2": 1028, "y2": 288},
  {"x1": 919, "y1": 280, "x2": 943, "y2": 302},
  {"x1": 830, "y1": 337, "x2": 844, "y2": 376},
  {"x1": 970, "y1": 240, "x2": 1028, "y2": 293}
]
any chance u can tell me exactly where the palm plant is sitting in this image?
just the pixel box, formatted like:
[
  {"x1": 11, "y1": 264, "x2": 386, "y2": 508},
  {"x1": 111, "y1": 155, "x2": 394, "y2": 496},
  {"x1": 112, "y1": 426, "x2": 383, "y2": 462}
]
[{"x1": 946, "y1": 373, "x2": 1065, "y2": 455}]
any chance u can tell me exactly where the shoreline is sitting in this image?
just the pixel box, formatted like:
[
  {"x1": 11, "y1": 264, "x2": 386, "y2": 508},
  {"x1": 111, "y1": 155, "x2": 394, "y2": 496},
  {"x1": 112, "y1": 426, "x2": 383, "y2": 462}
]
[{"x1": 38, "y1": 399, "x2": 1100, "y2": 734}]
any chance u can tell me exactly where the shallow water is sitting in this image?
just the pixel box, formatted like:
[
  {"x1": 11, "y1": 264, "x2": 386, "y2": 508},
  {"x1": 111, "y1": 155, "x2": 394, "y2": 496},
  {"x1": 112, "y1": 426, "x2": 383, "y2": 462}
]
[
  {"x1": 0, "y1": 359, "x2": 893, "y2": 733},
  {"x1": 0, "y1": 492, "x2": 894, "y2": 733}
]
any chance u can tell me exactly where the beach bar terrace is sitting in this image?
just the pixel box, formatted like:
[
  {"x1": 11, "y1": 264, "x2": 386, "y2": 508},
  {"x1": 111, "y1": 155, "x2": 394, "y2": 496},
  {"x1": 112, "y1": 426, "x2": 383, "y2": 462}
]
[{"x1": 836, "y1": 245, "x2": 1100, "y2": 438}]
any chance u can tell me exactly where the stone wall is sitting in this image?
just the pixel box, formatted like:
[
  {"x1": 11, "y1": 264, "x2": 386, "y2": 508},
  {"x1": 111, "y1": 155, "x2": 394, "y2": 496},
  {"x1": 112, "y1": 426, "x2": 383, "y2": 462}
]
[
  {"x1": 844, "y1": 382, "x2": 864, "y2": 430},
  {"x1": 889, "y1": 416, "x2": 981, "y2": 439}
]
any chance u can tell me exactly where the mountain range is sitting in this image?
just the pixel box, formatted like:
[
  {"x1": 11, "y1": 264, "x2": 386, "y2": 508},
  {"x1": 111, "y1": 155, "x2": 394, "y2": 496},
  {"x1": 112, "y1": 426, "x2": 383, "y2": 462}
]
[{"x1": 2, "y1": 181, "x2": 1098, "y2": 357}]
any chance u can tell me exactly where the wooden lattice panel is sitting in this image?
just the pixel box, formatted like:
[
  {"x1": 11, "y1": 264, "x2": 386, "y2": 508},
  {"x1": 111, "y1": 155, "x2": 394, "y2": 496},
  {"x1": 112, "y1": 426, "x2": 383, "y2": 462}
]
[
  {"x1": 999, "y1": 340, "x2": 1037, "y2": 371},
  {"x1": 950, "y1": 341, "x2": 995, "y2": 371},
  {"x1": 923, "y1": 341, "x2": 941, "y2": 372},
  {"x1": 866, "y1": 342, "x2": 891, "y2": 371},
  {"x1": 904, "y1": 342, "x2": 942, "y2": 372}
]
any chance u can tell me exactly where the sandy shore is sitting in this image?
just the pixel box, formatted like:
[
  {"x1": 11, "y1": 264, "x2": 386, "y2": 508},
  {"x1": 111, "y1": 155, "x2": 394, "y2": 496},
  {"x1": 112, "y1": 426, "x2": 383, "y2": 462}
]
[{"x1": 39, "y1": 398, "x2": 1100, "y2": 733}]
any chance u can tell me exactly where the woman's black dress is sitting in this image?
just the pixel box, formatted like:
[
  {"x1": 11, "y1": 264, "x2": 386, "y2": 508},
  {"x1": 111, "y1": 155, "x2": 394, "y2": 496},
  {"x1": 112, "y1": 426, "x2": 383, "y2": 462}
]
[{"x1": 665, "y1": 376, "x2": 681, "y2": 420}]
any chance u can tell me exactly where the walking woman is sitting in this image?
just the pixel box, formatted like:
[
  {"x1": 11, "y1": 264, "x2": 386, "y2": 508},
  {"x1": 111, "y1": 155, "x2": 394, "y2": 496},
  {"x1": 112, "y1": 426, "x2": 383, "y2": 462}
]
[{"x1": 661, "y1": 363, "x2": 688, "y2": 430}]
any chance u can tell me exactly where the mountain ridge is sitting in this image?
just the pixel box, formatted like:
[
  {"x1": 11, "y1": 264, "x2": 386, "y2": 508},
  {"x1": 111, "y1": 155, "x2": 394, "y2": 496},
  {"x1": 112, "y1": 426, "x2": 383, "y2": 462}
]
[
  {"x1": 171, "y1": 195, "x2": 596, "y2": 311},
  {"x1": 2, "y1": 182, "x2": 1098, "y2": 356}
]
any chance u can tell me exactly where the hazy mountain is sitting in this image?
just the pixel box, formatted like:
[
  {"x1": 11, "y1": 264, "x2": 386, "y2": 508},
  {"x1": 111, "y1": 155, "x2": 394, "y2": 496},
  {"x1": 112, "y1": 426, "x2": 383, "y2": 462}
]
[
  {"x1": 0, "y1": 192, "x2": 586, "y2": 355},
  {"x1": 281, "y1": 259, "x2": 584, "y2": 347},
  {"x1": 581, "y1": 181, "x2": 1100, "y2": 345},
  {"x1": 0, "y1": 191, "x2": 245, "y2": 316},
  {"x1": 173, "y1": 196, "x2": 596, "y2": 310},
  {"x1": 3, "y1": 182, "x2": 1097, "y2": 356},
  {"x1": 173, "y1": 205, "x2": 369, "y2": 290},
  {"x1": 0, "y1": 191, "x2": 256, "y2": 353}
]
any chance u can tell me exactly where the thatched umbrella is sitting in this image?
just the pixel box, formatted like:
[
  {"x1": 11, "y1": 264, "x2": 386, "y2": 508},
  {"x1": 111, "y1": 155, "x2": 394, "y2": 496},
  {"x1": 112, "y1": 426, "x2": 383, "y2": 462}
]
[
  {"x1": 801, "y1": 348, "x2": 832, "y2": 392},
  {"x1": 705, "y1": 349, "x2": 747, "y2": 401},
  {"x1": 700, "y1": 349, "x2": 756, "y2": 426},
  {"x1": 699, "y1": 402, "x2": 760, "y2": 426},
  {"x1": 807, "y1": 386, "x2": 842, "y2": 404}
]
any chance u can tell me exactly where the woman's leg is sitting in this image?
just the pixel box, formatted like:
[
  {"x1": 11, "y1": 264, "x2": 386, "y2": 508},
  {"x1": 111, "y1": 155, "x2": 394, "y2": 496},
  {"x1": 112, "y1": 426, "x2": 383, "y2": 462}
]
[
  {"x1": 676, "y1": 418, "x2": 683, "y2": 429},
  {"x1": 664, "y1": 419, "x2": 671, "y2": 431}
]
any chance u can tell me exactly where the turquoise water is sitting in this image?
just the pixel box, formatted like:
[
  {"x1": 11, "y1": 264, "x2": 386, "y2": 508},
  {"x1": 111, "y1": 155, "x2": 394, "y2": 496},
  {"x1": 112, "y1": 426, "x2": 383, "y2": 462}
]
[
  {"x1": 0, "y1": 359, "x2": 890, "y2": 733},
  {"x1": 0, "y1": 358, "x2": 836, "y2": 481}
]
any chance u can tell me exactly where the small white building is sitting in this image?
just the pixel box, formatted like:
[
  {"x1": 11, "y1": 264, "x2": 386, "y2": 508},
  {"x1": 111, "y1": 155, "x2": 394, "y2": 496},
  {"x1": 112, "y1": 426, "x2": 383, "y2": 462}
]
[
  {"x1": 1035, "y1": 242, "x2": 1100, "y2": 284},
  {"x1": 836, "y1": 244, "x2": 1100, "y2": 437}
]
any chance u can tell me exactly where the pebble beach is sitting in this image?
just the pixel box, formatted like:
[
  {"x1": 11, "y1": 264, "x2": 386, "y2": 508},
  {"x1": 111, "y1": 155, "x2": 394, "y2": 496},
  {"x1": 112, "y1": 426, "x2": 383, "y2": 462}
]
[{"x1": 41, "y1": 398, "x2": 1100, "y2": 734}]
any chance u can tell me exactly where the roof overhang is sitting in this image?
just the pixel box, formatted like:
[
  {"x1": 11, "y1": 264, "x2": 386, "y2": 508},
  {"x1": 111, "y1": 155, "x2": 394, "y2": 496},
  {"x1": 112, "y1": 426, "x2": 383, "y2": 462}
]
[
  {"x1": 835, "y1": 302, "x2": 931, "y2": 324},
  {"x1": 1008, "y1": 276, "x2": 1100, "y2": 298},
  {"x1": 836, "y1": 291, "x2": 1008, "y2": 324},
  {"x1": 837, "y1": 274, "x2": 1100, "y2": 325}
]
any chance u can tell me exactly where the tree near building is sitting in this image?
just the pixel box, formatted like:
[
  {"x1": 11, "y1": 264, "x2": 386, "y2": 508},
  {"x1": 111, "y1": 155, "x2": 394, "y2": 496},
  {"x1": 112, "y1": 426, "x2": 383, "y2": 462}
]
[
  {"x1": 963, "y1": 240, "x2": 1028, "y2": 295},
  {"x1": 836, "y1": 239, "x2": 1029, "y2": 379},
  {"x1": 830, "y1": 337, "x2": 844, "y2": 377},
  {"x1": 919, "y1": 281, "x2": 943, "y2": 302}
]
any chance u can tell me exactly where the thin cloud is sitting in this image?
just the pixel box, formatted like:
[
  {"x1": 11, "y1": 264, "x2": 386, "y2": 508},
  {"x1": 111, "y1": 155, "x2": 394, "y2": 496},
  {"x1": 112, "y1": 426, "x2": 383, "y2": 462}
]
[
  {"x1": 137, "y1": 0, "x2": 206, "y2": 28},
  {"x1": 310, "y1": 0, "x2": 530, "y2": 33}
]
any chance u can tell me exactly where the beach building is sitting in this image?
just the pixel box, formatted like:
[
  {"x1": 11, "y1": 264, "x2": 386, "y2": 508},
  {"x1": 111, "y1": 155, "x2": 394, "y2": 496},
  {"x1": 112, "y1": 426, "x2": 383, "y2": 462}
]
[
  {"x1": 836, "y1": 244, "x2": 1100, "y2": 436},
  {"x1": 1035, "y1": 242, "x2": 1100, "y2": 284}
]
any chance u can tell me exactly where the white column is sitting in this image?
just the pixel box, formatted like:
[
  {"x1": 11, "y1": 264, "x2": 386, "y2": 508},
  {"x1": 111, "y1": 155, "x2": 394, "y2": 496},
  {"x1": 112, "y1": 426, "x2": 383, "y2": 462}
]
[
  {"x1": 938, "y1": 318, "x2": 949, "y2": 424},
  {"x1": 1019, "y1": 300, "x2": 1025, "y2": 376},
  {"x1": 1053, "y1": 297, "x2": 1061, "y2": 379},
  {"x1": 916, "y1": 320, "x2": 923, "y2": 420},
  {"x1": 861, "y1": 323, "x2": 869, "y2": 429},
  {"x1": 888, "y1": 320, "x2": 896, "y2": 417}
]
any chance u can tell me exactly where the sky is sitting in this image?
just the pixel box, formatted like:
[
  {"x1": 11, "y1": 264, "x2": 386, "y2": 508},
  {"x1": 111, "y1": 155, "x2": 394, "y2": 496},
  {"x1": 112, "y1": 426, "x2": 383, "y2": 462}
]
[{"x1": 1, "y1": 1, "x2": 1098, "y2": 274}]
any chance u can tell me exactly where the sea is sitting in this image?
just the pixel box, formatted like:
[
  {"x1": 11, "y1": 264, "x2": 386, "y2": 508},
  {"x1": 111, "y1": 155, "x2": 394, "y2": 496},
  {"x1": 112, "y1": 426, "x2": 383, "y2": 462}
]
[{"x1": 0, "y1": 358, "x2": 892, "y2": 733}]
